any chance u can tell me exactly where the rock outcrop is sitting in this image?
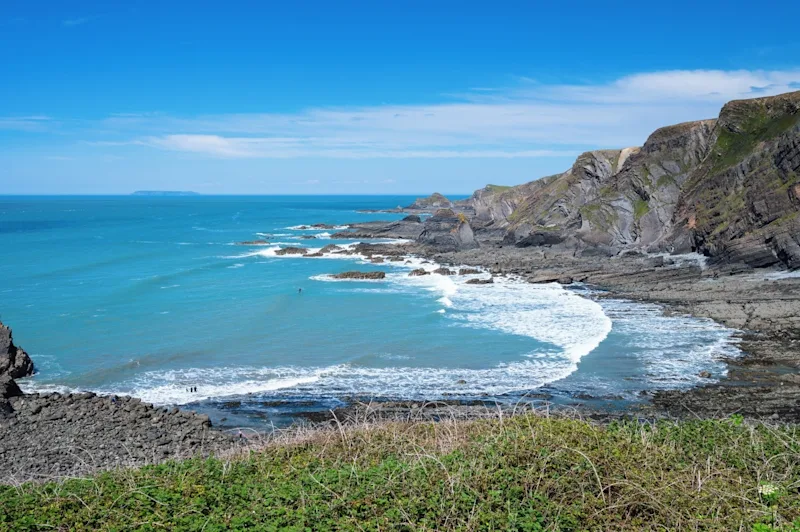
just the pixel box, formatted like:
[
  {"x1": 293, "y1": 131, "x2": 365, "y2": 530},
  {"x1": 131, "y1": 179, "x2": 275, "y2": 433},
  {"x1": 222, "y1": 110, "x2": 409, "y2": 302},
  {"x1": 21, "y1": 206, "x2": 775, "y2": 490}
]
[
  {"x1": 333, "y1": 217, "x2": 424, "y2": 240},
  {"x1": 0, "y1": 322, "x2": 34, "y2": 379},
  {"x1": 330, "y1": 271, "x2": 386, "y2": 280},
  {"x1": 417, "y1": 209, "x2": 479, "y2": 251},
  {"x1": 274, "y1": 247, "x2": 309, "y2": 256},
  {"x1": 405, "y1": 193, "x2": 453, "y2": 210}
]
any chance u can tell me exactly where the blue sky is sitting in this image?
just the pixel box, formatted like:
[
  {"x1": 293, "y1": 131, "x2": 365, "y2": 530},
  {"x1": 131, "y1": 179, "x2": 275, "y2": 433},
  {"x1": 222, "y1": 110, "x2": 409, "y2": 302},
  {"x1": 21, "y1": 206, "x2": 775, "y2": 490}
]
[{"x1": 2, "y1": 0, "x2": 800, "y2": 195}]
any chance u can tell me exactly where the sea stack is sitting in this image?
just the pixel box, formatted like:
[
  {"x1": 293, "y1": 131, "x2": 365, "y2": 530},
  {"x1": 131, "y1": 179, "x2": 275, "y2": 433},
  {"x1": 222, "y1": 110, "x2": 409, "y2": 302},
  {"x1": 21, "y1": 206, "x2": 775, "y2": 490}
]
[{"x1": 0, "y1": 321, "x2": 34, "y2": 380}]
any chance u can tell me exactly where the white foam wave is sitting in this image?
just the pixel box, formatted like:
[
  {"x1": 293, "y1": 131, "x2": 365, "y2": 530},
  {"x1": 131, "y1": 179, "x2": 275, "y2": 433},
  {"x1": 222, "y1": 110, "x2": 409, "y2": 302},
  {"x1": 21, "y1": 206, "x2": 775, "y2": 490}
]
[
  {"x1": 286, "y1": 225, "x2": 348, "y2": 231},
  {"x1": 309, "y1": 274, "x2": 385, "y2": 283},
  {"x1": 51, "y1": 358, "x2": 583, "y2": 405},
  {"x1": 763, "y1": 269, "x2": 800, "y2": 280},
  {"x1": 593, "y1": 298, "x2": 741, "y2": 388}
]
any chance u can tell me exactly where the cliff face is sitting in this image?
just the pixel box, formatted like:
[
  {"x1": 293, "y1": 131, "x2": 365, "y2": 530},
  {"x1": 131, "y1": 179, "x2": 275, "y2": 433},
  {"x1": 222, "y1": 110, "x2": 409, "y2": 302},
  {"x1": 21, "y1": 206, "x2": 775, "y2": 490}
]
[
  {"x1": 462, "y1": 90, "x2": 800, "y2": 268},
  {"x1": 672, "y1": 92, "x2": 800, "y2": 267}
]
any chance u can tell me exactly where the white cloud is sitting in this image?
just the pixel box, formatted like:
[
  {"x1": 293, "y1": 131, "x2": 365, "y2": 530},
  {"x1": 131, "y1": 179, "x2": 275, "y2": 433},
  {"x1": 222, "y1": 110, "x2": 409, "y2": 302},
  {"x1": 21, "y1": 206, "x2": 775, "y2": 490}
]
[{"x1": 59, "y1": 68, "x2": 800, "y2": 159}]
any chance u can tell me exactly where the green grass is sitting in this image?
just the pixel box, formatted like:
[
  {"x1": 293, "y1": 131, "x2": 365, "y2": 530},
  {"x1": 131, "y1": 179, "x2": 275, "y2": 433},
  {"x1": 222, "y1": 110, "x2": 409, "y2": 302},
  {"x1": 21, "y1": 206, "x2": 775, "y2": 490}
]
[
  {"x1": 633, "y1": 199, "x2": 650, "y2": 221},
  {"x1": 711, "y1": 107, "x2": 799, "y2": 174},
  {"x1": 3, "y1": 415, "x2": 800, "y2": 531},
  {"x1": 484, "y1": 184, "x2": 512, "y2": 193}
]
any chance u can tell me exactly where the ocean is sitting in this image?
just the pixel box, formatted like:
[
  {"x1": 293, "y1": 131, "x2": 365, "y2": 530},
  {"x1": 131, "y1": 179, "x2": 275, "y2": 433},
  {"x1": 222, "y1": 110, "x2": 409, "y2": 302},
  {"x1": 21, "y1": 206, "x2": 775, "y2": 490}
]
[{"x1": 0, "y1": 195, "x2": 741, "y2": 427}]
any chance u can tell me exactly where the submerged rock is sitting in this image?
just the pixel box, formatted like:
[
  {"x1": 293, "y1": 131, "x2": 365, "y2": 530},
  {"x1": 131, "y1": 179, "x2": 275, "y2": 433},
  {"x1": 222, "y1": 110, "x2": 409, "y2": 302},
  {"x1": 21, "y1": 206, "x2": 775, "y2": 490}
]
[
  {"x1": 466, "y1": 277, "x2": 494, "y2": 285},
  {"x1": 236, "y1": 240, "x2": 270, "y2": 246},
  {"x1": 433, "y1": 267, "x2": 454, "y2": 275},
  {"x1": 330, "y1": 271, "x2": 386, "y2": 280},
  {"x1": 319, "y1": 244, "x2": 343, "y2": 253},
  {"x1": 0, "y1": 322, "x2": 34, "y2": 379}
]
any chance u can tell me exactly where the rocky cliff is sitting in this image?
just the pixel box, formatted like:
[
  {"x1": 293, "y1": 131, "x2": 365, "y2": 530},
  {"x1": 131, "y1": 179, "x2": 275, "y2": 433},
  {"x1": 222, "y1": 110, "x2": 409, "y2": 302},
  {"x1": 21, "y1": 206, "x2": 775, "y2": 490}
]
[
  {"x1": 0, "y1": 322, "x2": 34, "y2": 380},
  {"x1": 458, "y1": 90, "x2": 800, "y2": 268},
  {"x1": 671, "y1": 92, "x2": 800, "y2": 267}
]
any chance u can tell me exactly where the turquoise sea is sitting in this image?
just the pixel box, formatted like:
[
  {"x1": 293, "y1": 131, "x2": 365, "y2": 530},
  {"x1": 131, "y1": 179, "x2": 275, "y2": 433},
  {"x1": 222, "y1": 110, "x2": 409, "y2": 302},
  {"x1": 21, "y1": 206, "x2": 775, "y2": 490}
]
[{"x1": 0, "y1": 196, "x2": 740, "y2": 427}]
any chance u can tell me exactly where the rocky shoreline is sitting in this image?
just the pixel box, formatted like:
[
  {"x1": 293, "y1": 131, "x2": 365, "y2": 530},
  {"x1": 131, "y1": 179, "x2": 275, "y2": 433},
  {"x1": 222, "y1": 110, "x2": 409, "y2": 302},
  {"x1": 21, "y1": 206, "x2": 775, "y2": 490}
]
[
  {"x1": 0, "y1": 323, "x2": 239, "y2": 484},
  {"x1": 0, "y1": 391, "x2": 236, "y2": 484}
]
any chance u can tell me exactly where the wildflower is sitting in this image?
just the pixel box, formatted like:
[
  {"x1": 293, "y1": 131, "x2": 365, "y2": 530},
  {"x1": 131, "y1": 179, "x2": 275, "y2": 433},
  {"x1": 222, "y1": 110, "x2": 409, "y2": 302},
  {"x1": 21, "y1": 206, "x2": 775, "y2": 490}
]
[
  {"x1": 758, "y1": 483, "x2": 778, "y2": 497},
  {"x1": 759, "y1": 482, "x2": 781, "y2": 505}
]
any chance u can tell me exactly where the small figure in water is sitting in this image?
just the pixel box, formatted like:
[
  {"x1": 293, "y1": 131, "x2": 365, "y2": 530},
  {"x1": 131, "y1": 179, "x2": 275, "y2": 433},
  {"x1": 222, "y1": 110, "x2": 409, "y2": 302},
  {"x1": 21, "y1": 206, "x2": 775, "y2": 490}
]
[{"x1": 298, "y1": 288, "x2": 303, "y2": 295}]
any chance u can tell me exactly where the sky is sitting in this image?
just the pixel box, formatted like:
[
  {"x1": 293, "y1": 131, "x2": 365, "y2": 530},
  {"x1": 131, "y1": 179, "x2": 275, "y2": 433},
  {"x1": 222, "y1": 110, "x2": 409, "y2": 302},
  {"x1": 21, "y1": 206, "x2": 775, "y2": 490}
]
[{"x1": 2, "y1": 1, "x2": 800, "y2": 195}]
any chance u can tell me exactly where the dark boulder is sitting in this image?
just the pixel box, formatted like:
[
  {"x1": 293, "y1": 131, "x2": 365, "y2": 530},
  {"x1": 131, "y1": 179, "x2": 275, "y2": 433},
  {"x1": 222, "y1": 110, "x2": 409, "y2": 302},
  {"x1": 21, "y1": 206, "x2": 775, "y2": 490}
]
[
  {"x1": 0, "y1": 375, "x2": 23, "y2": 399},
  {"x1": 401, "y1": 214, "x2": 422, "y2": 223},
  {"x1": 433, "y1": 267, "x2": 454, "y2": 275},
  {"x1": 458, "y1": 268, "x2": 481, "y2": 275},
  {"x1": 409, "y1": 268, "x2": 430, "y2": 276},
  {"x1": 466, "y1": 277, "x2": 494, "y2": 285}
]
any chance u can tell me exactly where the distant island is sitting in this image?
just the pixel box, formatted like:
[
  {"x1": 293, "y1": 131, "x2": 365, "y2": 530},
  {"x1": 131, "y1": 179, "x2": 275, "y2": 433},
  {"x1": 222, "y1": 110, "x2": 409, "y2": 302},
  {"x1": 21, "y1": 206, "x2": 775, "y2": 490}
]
[{"x1": 131, "y1": 191, "x2": 200, "y2": 196}]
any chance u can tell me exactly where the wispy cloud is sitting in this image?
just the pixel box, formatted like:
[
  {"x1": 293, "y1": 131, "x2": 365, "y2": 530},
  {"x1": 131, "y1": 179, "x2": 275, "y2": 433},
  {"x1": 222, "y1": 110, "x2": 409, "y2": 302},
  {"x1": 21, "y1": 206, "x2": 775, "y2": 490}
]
[
  {"x1": 0, "y1": 116, "x2": 54, "y2": 132},
  {"x1": 25, "y1": 69, "x2": 800, "y2": 159},
  {"x1": 62, "y1": 16, "x2": 95, "y2": 27}
]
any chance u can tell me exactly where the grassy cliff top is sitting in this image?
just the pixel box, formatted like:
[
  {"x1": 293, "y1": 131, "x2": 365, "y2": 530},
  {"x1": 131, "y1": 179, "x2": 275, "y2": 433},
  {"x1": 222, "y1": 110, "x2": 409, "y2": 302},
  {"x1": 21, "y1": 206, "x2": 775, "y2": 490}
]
[{"x1": 2, "y1": 414, "x2": 800, "y2": 530}]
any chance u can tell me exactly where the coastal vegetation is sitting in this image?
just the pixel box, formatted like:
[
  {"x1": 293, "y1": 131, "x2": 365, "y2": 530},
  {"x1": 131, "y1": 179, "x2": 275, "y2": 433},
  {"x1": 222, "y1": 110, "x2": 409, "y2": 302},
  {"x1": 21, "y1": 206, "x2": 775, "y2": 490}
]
[{"x1": 3, "y1": 414, "x2": 800, "y2": 530}]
